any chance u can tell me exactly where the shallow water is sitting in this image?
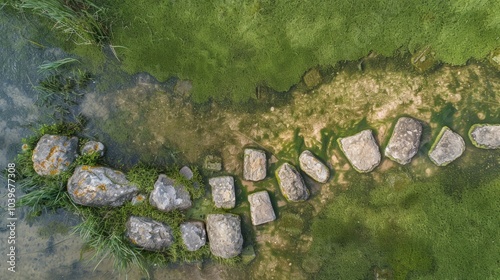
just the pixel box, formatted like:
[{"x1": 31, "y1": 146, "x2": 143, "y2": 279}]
[{"x1": 1, "y1": 6, "x2": 500, "y2": 280}]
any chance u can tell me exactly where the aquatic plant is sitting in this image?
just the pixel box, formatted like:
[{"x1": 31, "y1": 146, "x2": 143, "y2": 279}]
[
  {"x1": 12, "y1": 0, "x2": 109, "y2": 46},
  {"x1": 37, "y1": 57, "x2": 80, "y2": 73},
  {"x1": 94, "y1": 0, "x2": 500, "y2": 101},
  {"x1": 305, "y1": 161, "x2": 500, "y2": 279}
]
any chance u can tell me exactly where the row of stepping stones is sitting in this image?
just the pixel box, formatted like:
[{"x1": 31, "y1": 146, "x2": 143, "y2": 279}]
[
  {"x1": 29, "y1": 121, "x2": 499, "y2": 258},
  {"x1": 339, "y1": 118, "x2": 500, "y2": 172}
]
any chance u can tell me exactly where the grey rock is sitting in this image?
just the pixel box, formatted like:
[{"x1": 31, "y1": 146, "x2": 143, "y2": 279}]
[
  {"x1": 385, "y1": 117, "x2": 422, "y2": 165},
  {"x1": 126, "y1": 216, "x2": 174, "y2": 251},
  {"x1": 429, "y1": 127, "x2": 465, "y2": 166},
  {"x1": 248, "y1": 191, "x2": 276, "y2": 226},
  {"x1": 81, "y1": 141, "x2": 105, "y2": 157},
  {"x1": 32, "y1": 134, "x2": 78, "y2": 176},
  {"x1": 206, "y1": 214, "x2": 243, "y2": 258},
  {"x1": 204, "y1": 155, "x2": 222, "y2": 171},
  {"x1": 149, "y1": 174, "x2": 192, "y2": 212},
  {"x1": 179, "y1": 166, "x2": 194, "y2": 180},
  {"x1": 469, "y1": 124, "x2": 500, "y2": 149},
  {"x1": 180, "y1": 221, "x2": 206, "y2": 251},
  {"x1": 338, "y1": 130, "x2": 381, "y2": 173},
  {"x1": 67, "y1": 166, "x2": 138, "y2": 207},
  {"x1": 276, "y1": 163, "x2": 309, "y2": 202},
  {"x1": 243, "y1": 148, "x2": 267, "y2": 181},
  {"x1": 299, "y1": 150, "x2": 330, "y2": 183},
  {"x1": 209, "y1": 176, "x2": 236, "y2": 209},
  {"x1": 131, "y1": 194, "x2": 147, "y2": 205}
]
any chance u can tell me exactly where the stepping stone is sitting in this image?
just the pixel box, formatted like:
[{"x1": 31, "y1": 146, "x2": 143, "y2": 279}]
[
  {"x1": 149, "y1": 174, "x2": 192, "y2": 212},
  {"x1": 248, "y1": 191, "x2": 276, "y2": 226},
  {"x1": 385, "y1": 117, "x2": 422, "y2": 165},
  {"x1": 126, "y1": 216, "x2": 174, "y2": 251},
  {"x1": 209, "y1": 176, "x2": 236, "y2": 209},
  {"x1": 299, "y1": 150, "x2": 330, "y2": 183},
  {"x1": 180, "y1": 221, "x2": 207, "y2": 251},
  {"x1": 206, "y1": 214, "x2": 243, "y2": 258},
  {"x1": 204, "y1": 155, "x2": 222, "y2": 171},
  {"x1": 469, "y1": 124, "x2": 500, "y2": 149},
  {"x1": 338, "y1": 129, "x2": 381, "y2": 173},
  {"x1": 67, "y1": 166, "x2": 138, "y2": 207},
  {"x1": 80, "y1": 140, "x2": 105, "y2": 157},
  {"x1": 32, "y1": 134, "x2": 78, "y2": 176},
  {"x1": 276, "y1": 163, "x2": 309, "y2": 202},
  {"x1": 428, "y1": 127, "x2": 465, "y2": 166},
  {"x1": 243, "y1": 148, "x2": 267, "y2": 181}
]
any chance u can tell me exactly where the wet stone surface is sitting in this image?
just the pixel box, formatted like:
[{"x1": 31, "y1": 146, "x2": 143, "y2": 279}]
[
  {"x1": 209, "y1": 176, "x2": 236, "y2": 209},
  {"x1": 67, "y1": 166, "x2": 138, "y2": 207},
  {"x1": 385, "y1": 117, "x2": 422, "y2": 165},
  {"x1": 80, "y1": 141, "x2": 105, "y2": 156},
  {"x1": 149, "y1": 174, "x2": 192, "y2": 212},
  {"x1": 429, "y1": 127, "x2": 465, "y2": 166},
  {"x1": 469, "y1": 124, "x2": 500, "y2": 149},
  {"x1": 276, "y1": 163, "x2": 309, "y2": 202},
  {"x1": 299, "y1": 150, "x2": 330, "y2": 183},
  {"x1": 180, "y1": 221, "x2": 207, "y2": 251},
  {"x1": 206, "y1": 214, "x2": 243, "y2": 258},
  {"x1": 248, "y1": 191, "x2": 276, "y2": 226},
  {"x1": 338, "y1": 130, "x2": 381, "y2": 173},
  {"x1": 243, "y1": 148, "x2": 267, "y2": 181},
  {"x1": 126, "y1": 216, "x2": 174, "y2": 251},
  {"x1": 32, "y1": 134, "x2": 78, "y2": 176}
]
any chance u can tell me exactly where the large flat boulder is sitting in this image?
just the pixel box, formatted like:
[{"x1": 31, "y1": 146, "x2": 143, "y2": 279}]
[
  {"x1": 338, "y1": 130, "x2": 381, "y2": 173},
  {"x1": 469, "y1": 124, "x2": 500, "y2": 149},
  {"x1": 149, "y1": 174, "x2": 192, "y2": 212},
  {"x1": 385, "y1": 117, "x2": 422, "y2": 165},
  {"x1": 276, "y1": 163, "x2": 309, "y2": 202},
  {"x1": 206, "y1": 214, "x2": 243, "y2": 258},
  {"x1": 429, "y1": 127, "x2": 465, "y2": 166},
  {"x1": 209, "y1": 176, "x2": 236, "y2": 209},
  {"x1": 180, "y1": 221, "x2": 207, "y2": 251},
  {"x1": 248, "y1": 191, "x2": 276, "y2": 226},
  {"x1": 67, "y1": 166, "x2": 138, "y2": 207},
  {"x1": 126, "y1": 216, "x2": 174, "y2": 251},
  {"x1": 243, "y1": 148, "x2": 267, "y2": 181},
  {"x1": 32, "y1": 134, "x2": 78, "y2": 176},
  {"x1": 299, "y1": 150, "x2": 330, "y2": 183}
]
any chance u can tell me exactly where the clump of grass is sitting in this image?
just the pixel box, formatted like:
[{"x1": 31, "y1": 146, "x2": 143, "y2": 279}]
[
  {"x1": 126, "y1": 163, "x2": 160, "y2": 193},
  {"x1": 12, "y1": 0, "x2": 109, "y2": 46},
  {"x1": 38, "y1": 57, "x2": 80, "y2": 73}
]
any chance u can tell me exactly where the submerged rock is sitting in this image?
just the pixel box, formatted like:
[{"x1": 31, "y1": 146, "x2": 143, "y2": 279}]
[
  {"x1": 204, "y1": 155, "x2": 222, "y2": 171},
  {"x1": 469, "y1": 124, "x2": 500, "y2": 149},
  {"x1": 338, "y1": 130, "x2": 381, "y2": 172},
  {"x1": 32, "y1": 134, "x2": 78, "y2": 176},
  {"x1": 209, "y1": 176, "x2": 236, "y2": 209},
  {"x1": 385, "y1": 117, "x2": 422, "y2": 165},
  {"x1": 67, "y1": 166, "x2": 138, "y2": 207},
  {"x1": 206, "y1": 214, "x2": 243, "y2": 258},
  {"x1": 248, "y1": 191, "x2": 276, "y2": 226},
  {"x1": 80, "y1": 141, "x2": 105, "y2": 157},
  {"x1": 149, "y1": 174, "x2": 192, "y2": 212},
  {"x1": 303, "y1": 68, "x2": 322, "y2": 88},
  {"x1": 299, "y1": 150, "x2": 330, "y2": 183},
  {"x1": 126, "y1": 216, "x2": 174, "y2": 251},
  {"x1": 180, "y1": 221, "x2": 206, "y2": 251},
  {"x1": 276, "y1": 163, "x2": 309, "y2": 202},
  {"x1": 243, "y1": 148, "x2": 267, "y2": 181},
  {"x1": 429, "y1": 127, "x2": 465, "y2": 166},
  {"x1": 179, "y1": 166, "x2": 194, "y2": 180}
]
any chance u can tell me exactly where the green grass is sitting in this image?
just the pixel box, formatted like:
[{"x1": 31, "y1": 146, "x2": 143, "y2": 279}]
[
  {"x1": 305, "y1": 162, "x2": 500, "y2": 280},
  {"x1": 85, "y1": 0, "x2": 500, "y2": 102}
]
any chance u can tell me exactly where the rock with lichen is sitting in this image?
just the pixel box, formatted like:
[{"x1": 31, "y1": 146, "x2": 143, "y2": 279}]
[
  {"x1": 299, "y1": 150, "x2": 330, "y2": 183},
  {"x1": 209, "y1": 176, "x2": 236, "y2": 209},
  {"x1": 469, "y1": 124, "x2": 500, "y2": 149},
  {"x1": 385, "y1": 117, "x2": 422, "y2": 165},
  {"x1": 276, "y1": 163, "x2": 309, "y2": 202},
  {"x1": 32, "y1": 134, "x2": 78, "y2": 176},
  {"x1": 243, "y1": 148, "x2": 266, "y2": 181},
  {"x1": 126, "y1": 216, "x2": 174, "y2": 251},
  {"x1": 428, "y1": 127, "x2": 465, "y2": 166},
  {"x1": 67, "y1": 166, "x2": 138, "y2": 207},
  {"x1": 149, "y1": 174, "x2": 192, "y2": 212},
  {"x1": 81, "y1": 141, "x2": 105, "y2": 156}
]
